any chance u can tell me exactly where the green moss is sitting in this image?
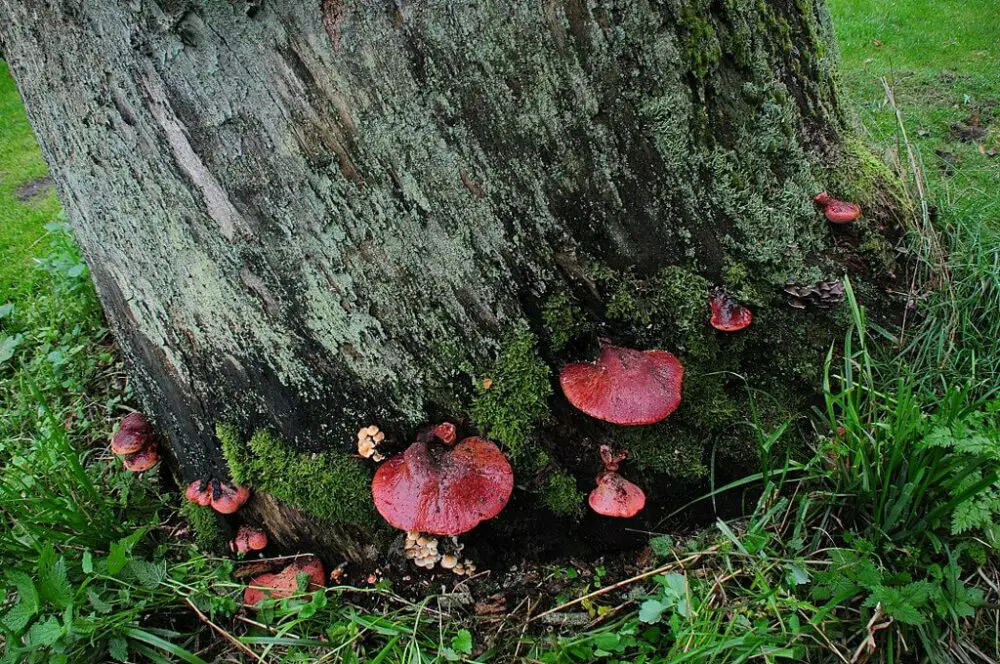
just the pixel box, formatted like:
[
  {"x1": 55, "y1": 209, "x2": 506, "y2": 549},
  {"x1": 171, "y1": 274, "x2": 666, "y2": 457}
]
[
  {"x1": 180, "y1": 500, "x2": 227, "y2": 554},
  {"x1": 540, "y1": 469, "x2": 585, "y2": 520},
  {"x1": 541, "y1": 291, "x2": 593, "y2": 354},
  {"x1": 470, "y1": 323, "x2": 552, "y2": 458},
  {"x1": 679, "y1": 2, "x2": 723, "y2": 81},
  {"x1": 218, "y1": 424, "x2": 375, "y2": 527}
]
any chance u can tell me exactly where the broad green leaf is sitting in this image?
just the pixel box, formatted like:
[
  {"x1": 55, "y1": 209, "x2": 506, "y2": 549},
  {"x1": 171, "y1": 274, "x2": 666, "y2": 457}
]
[
  {"x1": 26, "y1": 615, "x2": 63, "y2": 647},
  {"x1": 451, "y1": 629, "x2": 473, "y2": 655},
  {"x1": 638, "y1": 599, "x2": 667, "y2": 624},
  {"x1": 2, "y1": 572, "x2": 39, "y2": 632}
]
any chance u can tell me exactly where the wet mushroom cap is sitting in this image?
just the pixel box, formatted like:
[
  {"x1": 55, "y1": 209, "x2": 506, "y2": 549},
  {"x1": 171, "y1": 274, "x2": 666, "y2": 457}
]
[
  {"x1": 824, "y1": 200, "x2": 862, "y2": 224},
  {"x1": 185, "y1": 480, "x2": 212, "y2": 506},
  {"x1": 372, "y1": 436, "x2": 514, "y2": 536},
  {"x1": 122, "y1": 447, "x2": 159, "y2": 472},
  {"x1": 211, "y1": 483, "x2": 250, "y2": 514},
  {"x1": 111, "y1": 429, "x2": 149, "y2": 456},
  {"x1": 231, "y1": 526, "x2": 268, "y2": 554},
  {"x1": 243, "y1": 556, "x2": 325, "y2": 606},
  {"x1": 120, "y1": 412, "x2": 153, "y2": 434},
  {"x1": 559, "y1": 344, "x2": 684, "y2": 426},
  {"x1": 588, "y1": 472, "x2": 646, "y2": 518},
  {"x1": 709, "y1": 291, "x2": 753, "y2": 332}
]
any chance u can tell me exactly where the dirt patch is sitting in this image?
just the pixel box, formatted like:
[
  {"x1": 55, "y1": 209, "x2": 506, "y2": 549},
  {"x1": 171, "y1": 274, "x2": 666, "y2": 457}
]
[{"x1": 14, "y1": 176, "x2": 53, "y2": 202}]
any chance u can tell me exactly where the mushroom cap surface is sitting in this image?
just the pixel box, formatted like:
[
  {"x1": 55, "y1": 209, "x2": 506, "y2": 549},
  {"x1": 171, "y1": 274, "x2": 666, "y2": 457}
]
[
  {"x1": 709, "y1": 291, "x2": 753, "y2": 332},
  {"x1": 111, "y1": 429, "x2": 149, "y2": 455},
  {"x1": 122, "y1": 447, "x2": 159, "y2": 472},
  {"x1": 185, "y1": 480, "x2": 212, "y2": 506},
  {"x1": 231, "y1": 526, "x2": 268, "y2": 554},
  {"x1": 559, "y1": 344, "x2": 684, "y2": 425},
  {"x1": 824, "y1": 200, "x2": 862, "y2": 224},
  {"x1": 372, "y1": 436, "x2": 513, "y2": 536},
  {"x1": 211, "y1": 482, "x2": 250, "y2": 514},
  {"x1": 120, "y1": 412, "x2": 153, "y2": 434},
  {"x1": 243, "y1": 556, "x2": 325, "y2": 606},
  {"x1": 588, "y1": 471, "x2": 646, "y2": 518}
]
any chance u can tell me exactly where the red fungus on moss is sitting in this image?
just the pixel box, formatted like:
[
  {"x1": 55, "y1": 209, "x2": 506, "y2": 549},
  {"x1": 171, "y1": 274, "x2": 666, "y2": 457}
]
[
  {"x1": 559, "y1": 343, "x2": 684, "y2": 426},
  {"x1": 243, "y1": 556, "x2": 325, "y2": 606},
  {"x1": 210, "y1": 481, "x2": 251, "y2": 514},
  {"x1": 709, "y1": 289, "x2": 753, "y2": 332},
  {"x1": 122, "y1": 446, "x2": 159, "y2": 472},
  {"x1": 371, "y1": 424, "x2": 513, "y2": 536},
  {"x1": 814, "y1": 191, "x2": 861, "y2": 224},
  {"x1": 230, "y1": 526, "x2": 268, "y2": 554},
  {"x1": 185, "y1": 479, "x2": 213, "y2": 507},
  {"x1": 588, "y1": 445, "x2": 646, "y2": 518}
]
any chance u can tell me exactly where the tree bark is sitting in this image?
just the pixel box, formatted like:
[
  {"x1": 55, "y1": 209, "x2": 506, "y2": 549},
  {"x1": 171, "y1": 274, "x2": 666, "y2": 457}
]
[{"x1": 0, "y1": 0, "x2": 893, "y2": 561}]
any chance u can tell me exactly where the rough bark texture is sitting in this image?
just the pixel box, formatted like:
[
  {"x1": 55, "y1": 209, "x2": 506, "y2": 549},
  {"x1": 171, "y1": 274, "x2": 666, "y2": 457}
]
[{"x1": 0, "y1": 0, "x2": 897, "y2": 561}]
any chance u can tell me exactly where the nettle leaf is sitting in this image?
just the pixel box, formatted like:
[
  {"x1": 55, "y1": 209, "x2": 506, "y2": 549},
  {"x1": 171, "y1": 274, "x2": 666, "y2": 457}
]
[
  {"x1": 451, "y1": 629, "x2": 473, "y2": 655},
  {"x1": 128, "y1": 559, "x2": 165, "y2": 590},
  {"x1": 785, "y1": 563, "x2": 811, "y2": 586},
  {"x1": 2, "y1": 571, "x2": 40, "y2": 632},
  {"x1": 638, "y1": 599, "x2": 668, "y2": 624},
  {"x1": 108, "y1": 636, "x2": 129, "y2": 662},
  {"x1": 87, "y1": 591, "x2": 113, "y2": 614},
  {"x1": 38, "y1": 549, "x2": 73, "y2": 610},
  {"x1": 26, "y1": 615, "x2": 63, "y2": 647}
]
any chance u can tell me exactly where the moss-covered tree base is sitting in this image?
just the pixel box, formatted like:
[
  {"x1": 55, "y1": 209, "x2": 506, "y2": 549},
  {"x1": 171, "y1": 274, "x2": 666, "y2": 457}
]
[{"x1": 1, "y1": 0, "x2": 905, "y2": 560}]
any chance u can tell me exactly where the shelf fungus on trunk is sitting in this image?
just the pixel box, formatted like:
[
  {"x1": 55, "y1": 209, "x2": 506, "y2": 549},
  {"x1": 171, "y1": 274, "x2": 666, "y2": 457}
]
[
  {"x1": 709, "y1": 289, "x2": 753, "y2": 332},
  {"x1": 229, "y1": 526, "x2": 268, "y2": 555},
  {"x1": 110, "y1": 412, "x2": 159, "y2": 472},
  {"x1": 559, "y1": 343, "x2": 684, "y2": 426},
  {"x1": 588, "y1": 445, "x2": 646, "y2": 518},
  {"x1": 814, "y1": 192, "x2": 862, "y2": 224},
  {"x1": 371, "y1": 423, "x2": 514, "y2": 536},
  {"x1": 243, "y1": 555, "x2": 326, "y2": 607},
  {"x1": 784, "y1": 280, "x2": 846, "y2": 310},
  {"x1": 185, "y1": 478, "x2": 251, "y2": 514}
]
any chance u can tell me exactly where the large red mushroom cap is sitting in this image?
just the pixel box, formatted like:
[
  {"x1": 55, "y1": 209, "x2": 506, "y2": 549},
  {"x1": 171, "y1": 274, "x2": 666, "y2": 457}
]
[
  {"x1": 372, "y1": 430, "x2": 514, "y2": 536},
  {"x1": 709, "y1": 290, "x2": 753, "y2": 332},
  {"x1": 814, "y1": 192, "x2": 861, "y2": 224},
  {"x1": 243, "y1": 556, "x2": 325, "y2": 606},
  {"x1": 559, "y1": 344, "x2": 684, "y2": 426},
  {"x1": 185, "y1": 479, "x2": 212, "y2": 507},
  {"x1": 230, "y1": 526, "x2": 268, "y2": 554},
  {"x1": 211, "y1": 481, "x2": 251, "y2": 515},
  {"x1": 588, "y1": 445, "x2": 646, "y2": 518},
  {"x1": 122, "y1": 446, "x2": 159, "y2": 472},
  {"x1": 111, "y1": 429, "x2": 149, "y2": 456}
]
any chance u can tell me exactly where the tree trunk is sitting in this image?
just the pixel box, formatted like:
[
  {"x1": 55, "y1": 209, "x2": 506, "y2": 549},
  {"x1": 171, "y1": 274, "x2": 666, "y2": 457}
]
[{"x1": 0, "y1": 0, "x2": 896, "y2": 562}]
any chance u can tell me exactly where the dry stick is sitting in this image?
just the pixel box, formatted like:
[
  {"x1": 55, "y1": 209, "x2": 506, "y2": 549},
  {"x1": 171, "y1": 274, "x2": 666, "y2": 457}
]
[
  {"x1": 530, "y1": 547, "x2": 719, "y2": 623},
  {"x1": 185, "y1": 598, "x2": 265, "y2": 664}
]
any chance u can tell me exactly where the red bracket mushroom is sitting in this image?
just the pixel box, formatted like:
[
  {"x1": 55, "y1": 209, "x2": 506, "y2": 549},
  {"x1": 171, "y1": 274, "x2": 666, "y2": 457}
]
[
  {"x1": 243, "y1": 555, "x2": 325, "y2": 607},
  {"x1": 709, "y1": 289, "x2": 753, "y2": 332},
  {"x1": 588, "y1": 445, "x2": 646, "y2": 518},
  {"x1": 110, "y1": 412, "x2": 160, "y2": 472},
  {"x1": 560, "y1": 342, "x2": 684, "y2": 426},
  {"x1": 185, "y1": 478, "x2": 250, "y2": 514},
  {"x1": 371, "y1": 423, "x2": 514, "y2": 536},
  {"x1": 229, "y1": 526, "x2": 268, "y2": 555},
  {"x1": 814, "y1": 192, "x2": 861, "y2": 224}
]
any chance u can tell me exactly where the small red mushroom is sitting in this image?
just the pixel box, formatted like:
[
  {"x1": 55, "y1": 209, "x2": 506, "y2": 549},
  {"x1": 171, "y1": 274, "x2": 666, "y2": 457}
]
[
  {"x1": 814, "y1": 191, "x2": 861, "y2": 224},
  {"x1": 709, "y1": 289, "x2": 753, "y2": 332},
  {"x1": 588, "y1": 445, "x2": 646, "y2": 518},
  {"x1": 229, "y1": 526, "x2": 268, "y2": 554},
  {"x1": 120, "y1": 412, "x2": 153, "y2": 434},
  {"x1": 111, "y1": 429, "x2": 149, "y2": 456},
  {"x1": 210, "y1": 481, "x2": 251, "y2": 515},
  {"x1": 371, "y1": 424, "x2": 514, "y2": 536},
  {"x1": 185, "y1": 479, "x2": 213, "y2": 507},
  {"x1": 243, "y1": 556, "x2": 326, "y2": 606},
  {"x1": 560, "y1": 343, "x2": 684, "y2": 426},
  {"x1": 122, "y1": 446, "x2": 159, "y2": 473}
]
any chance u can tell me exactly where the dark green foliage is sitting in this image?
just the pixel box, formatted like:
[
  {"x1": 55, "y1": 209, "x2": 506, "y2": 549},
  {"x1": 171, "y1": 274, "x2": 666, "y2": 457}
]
[
  {"x1": 470, "y1": 324, "x2": 552, "y2": 458},
  {"x1": 219, "y1": 425, "x2": 375, "y2": 527},
  {"x1": 540, "y1": 468, "x2": 585, "y2": 520},
  {"x1": 179, "y1": 500, "x2": 227, "y2": 554}
]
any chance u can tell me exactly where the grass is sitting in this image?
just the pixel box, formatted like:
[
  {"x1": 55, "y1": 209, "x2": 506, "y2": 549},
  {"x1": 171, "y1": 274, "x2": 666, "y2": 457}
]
[
  {"x1": 2, "y1": 0, "x2": 1000, "y2": 661},
  {"x1": 0, "y1": 60, "x2": 61, "y2": 302}
]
